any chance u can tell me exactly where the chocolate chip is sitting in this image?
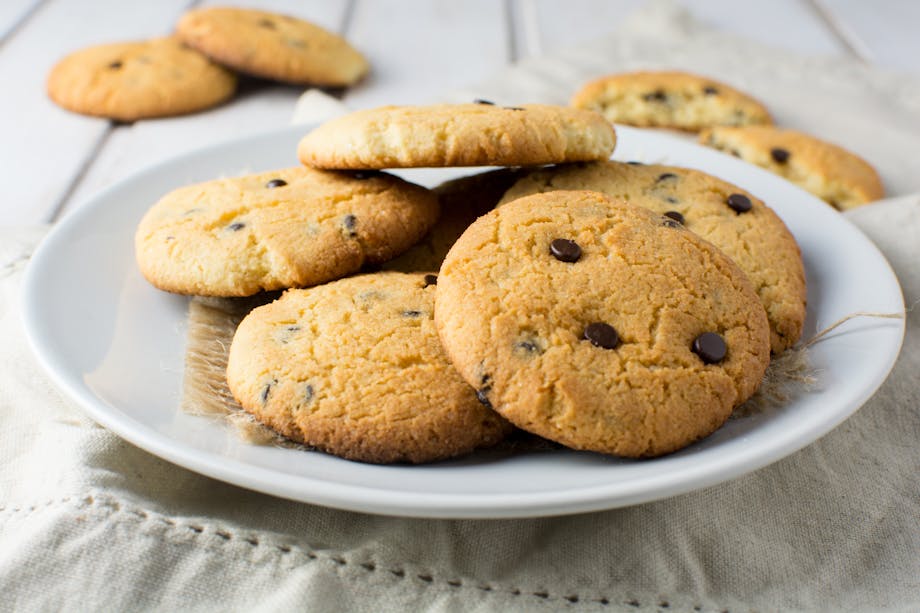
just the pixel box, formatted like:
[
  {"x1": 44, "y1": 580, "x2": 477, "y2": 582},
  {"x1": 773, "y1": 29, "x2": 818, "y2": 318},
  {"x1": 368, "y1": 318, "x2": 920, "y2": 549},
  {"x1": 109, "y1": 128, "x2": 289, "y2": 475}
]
[
  {"x1": 423, "y1": 274, "x2": 438, "y2": 287},
  {"x1": 726, "y1": 193, "x2": 752, "y2": 214},
  {"x1": 476, "y1": 374, "x2": 493, "y2": 408},
  {"x1": 228, "y1": 222, "x2": 245, "y2": 231},
  {"x1": 550, "y1": 238, "x2": 582, "y2": 263},
  {"x1": 730, "y1": 149, "x2": 742, "y2": 158},
  {"x1": 692, "y1": 332, "x2": 727, "y2": 364},
  {"x1": 265, "y1": 178, "x2": 287, "y2": 188},
  {"x1": 260, "y1": 380, "x2": 277, "y2": 404},
  {"x1": 664, "y1": 196, "x2": 678, "y2": 204},
  {"x1": 473, "y1": 98, "x2": 495, "y2": 105},
  {"x1": 643, "y1": 90, "x2": 667, "y2": 102},
  {"x1": 258, "y1": 18, "x2": 275, "y2": 28},
  {"x1": 108, "y1": 60, "x2": 122, "y2": 69},
  {"x1": 476, "y1": 389, "x2": 493, "y2": 409},
  {"x1": 343, "y1": 214, "x2": 357, "y2": 237},
  {"x1": 656, "y1": 172, "x2": 677, "y2": 182},
  {"x1": 626, "y1": 161, "x2": 644, "y2": 165},
  {"x1": 165, "y1": 236, "x2": 175, "y2": 241},
  {"x1": 663, "y1": 211, "x2": 685, "y2": 225},
  {"x1": 304, "y1": 384, "x2": 314, "y2": 404},
  {"x1": 402, "y1": 310, "x2": 423, "y2": 318},
  {"x1": 513, "y1": 337, "x2": 544, "y2": 356},
  {"x1": 583, "y1": 322, "x2": 620, "y2": 349},
  {"x1": 703, "y1": 85, "x2": 719, "y2": 95},
  {"x1": 505, "y1": 106, "x2": 525, "y2": 111},
  {"x1": 770, "y1": 148, "x2": 790, "y2": 164}
]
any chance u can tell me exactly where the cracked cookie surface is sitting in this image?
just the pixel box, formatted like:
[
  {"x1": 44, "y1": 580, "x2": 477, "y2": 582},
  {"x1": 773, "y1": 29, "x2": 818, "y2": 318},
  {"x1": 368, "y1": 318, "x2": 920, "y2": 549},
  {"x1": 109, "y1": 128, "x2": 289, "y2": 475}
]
[
  {"x1": 699, "y1": 125, "x2": 884, "y2": 209},
  {"x1": 47, "y1": 37, "x2": 237, "y2": 121},
  {"x1": 135, "y1": 167, "x2": 438, "y2": 296},
  {"x1": 297, "y1": 103, "x2": 616, "y2": 169},
  {"x1": 499, "y1": 160, "x2": 805, "y2": 352},
  {"x1": 571, "y1": 71, "x2": 771, "y2": 131},
  {"x1": 227, "y1": 272, "x2": 512, "y2": 463},
  {"x1": 435, "y1": 191, "x2": 770, "y2": 458},
  {"x1": 177, "y1": 6, "x2": 368, "y2": 86}
]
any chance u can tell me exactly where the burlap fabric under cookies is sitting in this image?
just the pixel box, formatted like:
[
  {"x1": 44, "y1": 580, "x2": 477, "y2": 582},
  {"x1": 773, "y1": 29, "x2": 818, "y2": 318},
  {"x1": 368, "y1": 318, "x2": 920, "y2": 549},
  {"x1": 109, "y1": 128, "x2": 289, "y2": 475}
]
[{"x1": 3, "y1": 4, "x2": 920, "y2": 611}]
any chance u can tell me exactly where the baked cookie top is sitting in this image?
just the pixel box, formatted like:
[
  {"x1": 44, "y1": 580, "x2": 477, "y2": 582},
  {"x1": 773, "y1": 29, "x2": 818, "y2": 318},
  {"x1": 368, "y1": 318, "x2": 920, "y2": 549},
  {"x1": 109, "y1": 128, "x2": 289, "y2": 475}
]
[
  {"x1": 499, "y1": 160, "x2": 805, "y2": 353},
  {"x1": 297, "y1": 103, "x2": 616, "y2": 169},
  {"x1": 435, "y1": 191, "x2": 771, "y2": 458},
  {"x1": 383, "y1": 168, "x2": 523, "y2": 273},
  {"x1": 176, "y1": 6, "x2": 368, "y2": 86},
  {"x1": 699, "y1": 125, "x2": 884, "y2": 210},
  {"x1": 571, "y1": 70, "x2": 772, "y2": 132},
  {"x1": 46, "y1": 37, "x2": 237, "y2": 121},
  {"x1": 135, "y1": 167, "x2": 438, "y2": 297},
  {"x1": 226, "y1": 273, "x2": 511, "y2": 464}
]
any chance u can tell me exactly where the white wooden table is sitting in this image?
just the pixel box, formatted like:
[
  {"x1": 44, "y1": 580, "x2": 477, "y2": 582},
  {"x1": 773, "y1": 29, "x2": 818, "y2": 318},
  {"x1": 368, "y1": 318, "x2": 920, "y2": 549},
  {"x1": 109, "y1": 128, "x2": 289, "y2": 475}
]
[{"x1": 1, "y1": 0, "x2": 917, "y2": 227}]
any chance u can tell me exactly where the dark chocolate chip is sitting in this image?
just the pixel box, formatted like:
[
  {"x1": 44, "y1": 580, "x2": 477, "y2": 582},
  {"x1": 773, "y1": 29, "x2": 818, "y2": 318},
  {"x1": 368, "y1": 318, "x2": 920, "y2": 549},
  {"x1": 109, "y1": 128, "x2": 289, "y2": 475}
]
[
  {"x1": 770, "y1": 147, "x2": 790, "y2": 164},
  {"x1": 304, "y1": 384, "x2": 314, "y2": 404},
  {"x1": 664, "y1": 196, "x2": 678, "y2": 204},
  {"x1": 643, "y1": 90, "x2": 667, "y2": 102},
  {"x1": 265, "y1": 178, "x2": 287, "y2": 188},
  {"x1": 475, "y1": 389, "x2": 493, "y2": 409},
  {"x1": 260, "y1": 380, "x2": 277, "y2": 404},
  {"x1": 549, "y1": 238, "x2": 582, "y2": 263},
  {"x1": 402, "y1": 310, "x2": 423, "y2": 318},
  {"x1": 258, "y1": 18, "x2": 276, "y2": 29},
  {"x1": 423, "y1": 274, "x2": 438, "y2": 287},
  {"x1": 228, "y1": 222, "x2": 245, "y2": 231},
  {"x1": 473, "y1": 98, "x2": 495, "y2": 105},
  {"x1": 663, "y1": 210, "x2": 685, "y2": 225},
  {"x1": 108, "y1": 60, "x2": 123, "y2": 69},
  {"x1": 286, "y1": 325, "x2": 300, "y2": 332},
  {"x1": 505, "y1": 106, "x2": 525, "y2": 111},
  {"x1": 726, "y1": 193, "x2": 752, "y2": 214},
  {"x1": 692, "y1": 332, "x2": 727, "y2": 364},
  {"x1": 583, "y1": 322, "x2": 620, "y2": 349},
  {"x1": 513, "y1": 338, "x2": 544, "y2": 356},
  {"x1": 165, "y1": 236, "x2": 175, "y2": 242},
  {"x1": 657, "y1": 172, "x2": 677, "y2": 182},
  {"x1": 703, "y1": 85, "x2": 719, "y2": 95},
  {"x1": 730, "y1": 149, "x2": 742, "y2": 158},
  {"x1": 343, "y1": 214, "x2": 357, "y2": 237},
  {"x1": 626, "y1": 161, "x2": 644, "y2": 165}
]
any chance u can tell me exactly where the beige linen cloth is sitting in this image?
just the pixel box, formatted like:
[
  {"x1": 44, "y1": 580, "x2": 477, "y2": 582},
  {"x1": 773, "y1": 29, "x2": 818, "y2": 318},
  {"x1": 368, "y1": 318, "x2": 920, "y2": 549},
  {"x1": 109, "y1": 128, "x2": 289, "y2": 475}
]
[{"x1": 2, "y1": 4, "x2": 919, "y2": 611}]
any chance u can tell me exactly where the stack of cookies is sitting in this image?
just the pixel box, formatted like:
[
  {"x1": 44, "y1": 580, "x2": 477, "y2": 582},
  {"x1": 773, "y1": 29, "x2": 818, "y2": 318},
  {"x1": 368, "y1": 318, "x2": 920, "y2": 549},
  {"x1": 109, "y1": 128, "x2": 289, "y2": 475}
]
[
  {"x1": 47, "y1": 6, "x2": 368, "y2": 122},
  {"x1": 136, "y1": 101, "x2": 805, "y2": 463},
  {"x1": 571, "y1": 70, "x2": 884, "y2": 209}
]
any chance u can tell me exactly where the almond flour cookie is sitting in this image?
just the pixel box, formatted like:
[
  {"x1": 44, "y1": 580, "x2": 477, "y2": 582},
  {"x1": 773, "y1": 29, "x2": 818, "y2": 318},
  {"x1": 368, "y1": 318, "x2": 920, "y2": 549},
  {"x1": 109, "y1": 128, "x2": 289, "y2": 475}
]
[
  {"x1": 136, "y1": 167, "x2": 438, "y2": 296},
  {"x1": 176, "y1": 7, "x2": 368, "y2": 86},
  {"x1": 571, "y1": 71, "x2": 772, "y2": 131},
  {"x1": 383, "y1": 168, "x2": 523, "y2": 272},
  {"x1": 227, "y1": 273, "x2": 512, "y2": 463},
  {"x1": 297, "y1": 103, "x2": 616, "y2": 169},
  {"x1": 499, "y1": 160, "x2": 805, "y2": 353},
  {"x1": 47, "y1": 38, "x2": 237, "y2": 121},
  {"x1": 435, "y1": 191, "x2": 771, "y2": 458},
  {"x1": 699, "y1": 126, "x2": 884, "y2": 209}
]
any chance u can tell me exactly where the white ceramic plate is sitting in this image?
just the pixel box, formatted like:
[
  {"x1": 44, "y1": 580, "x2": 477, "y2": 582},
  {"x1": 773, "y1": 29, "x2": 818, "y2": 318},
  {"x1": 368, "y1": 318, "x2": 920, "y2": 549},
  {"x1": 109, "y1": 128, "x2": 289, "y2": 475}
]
[{"x1": 22, "y1": 125, "x2": 904, "y2": 519}]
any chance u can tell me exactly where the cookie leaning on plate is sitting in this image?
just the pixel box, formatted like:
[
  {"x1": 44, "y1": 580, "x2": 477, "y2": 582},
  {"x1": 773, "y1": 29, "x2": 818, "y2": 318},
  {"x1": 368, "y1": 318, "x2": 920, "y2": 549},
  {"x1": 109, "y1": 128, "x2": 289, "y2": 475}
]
[
  {"x1": 571, "y1": 71, "x2": 772, "y2": 131},
  {"x1": 135, "y1": 167, "x2": 438, "y2": 296},
  {"x1": 436, "y1": 190, "x2": 771, "y2": 458},
  {"x1": 297, "y1": 103, "x2": 616, "y2": 169},
  {"x1": 698, "y1": 126, "x2": 884, "y2": 209},
  {"x1": 176, "y1": 6, "x2": 368, "y2": 86},
  {"x1": 227, "y1": 273, "x2": 512, "y2": 464},
  {"x1": 47, "y1": 38, "x2": 237, "y2": 121},
  {"x1": 499, "y1": 160, "x2": 806, "y2": 353}
]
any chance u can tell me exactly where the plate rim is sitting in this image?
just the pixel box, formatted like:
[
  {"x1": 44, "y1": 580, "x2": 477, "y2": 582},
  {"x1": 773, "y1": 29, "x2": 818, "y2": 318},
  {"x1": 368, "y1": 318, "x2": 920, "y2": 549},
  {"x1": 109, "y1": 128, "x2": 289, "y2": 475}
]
[{"x1": 21, "y1": 124, "x2": 906, "y2": 519}]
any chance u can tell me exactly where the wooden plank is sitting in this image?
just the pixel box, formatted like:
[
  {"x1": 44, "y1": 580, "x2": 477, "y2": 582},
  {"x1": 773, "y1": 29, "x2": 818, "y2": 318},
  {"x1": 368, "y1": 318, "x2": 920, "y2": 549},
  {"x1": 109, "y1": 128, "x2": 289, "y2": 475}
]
[
  {"x1": 814, "y1": 0, "x2": 920, "y2": 73},
  {"x1": 524, "y1": 0, "x2": 846, "y2": 58},
  {"x1": 341, "y1": 0, "x2": 509, "y2": 108},
  {"x1": 0, "y1": 0, "x2": 43, "y2": 43},
  {"x1": 0, "y1": 0, "x2": 192, "y2": 226},
  {"x1": 58, "y1": 0, "x2": 351, "y2": 217}
]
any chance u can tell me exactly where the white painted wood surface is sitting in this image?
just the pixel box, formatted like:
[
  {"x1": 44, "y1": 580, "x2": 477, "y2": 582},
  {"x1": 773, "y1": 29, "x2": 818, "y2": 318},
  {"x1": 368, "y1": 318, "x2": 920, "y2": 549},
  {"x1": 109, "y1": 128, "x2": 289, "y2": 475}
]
[{"x1": 0, "y1": 0, "x2": 917, "y2": 226}]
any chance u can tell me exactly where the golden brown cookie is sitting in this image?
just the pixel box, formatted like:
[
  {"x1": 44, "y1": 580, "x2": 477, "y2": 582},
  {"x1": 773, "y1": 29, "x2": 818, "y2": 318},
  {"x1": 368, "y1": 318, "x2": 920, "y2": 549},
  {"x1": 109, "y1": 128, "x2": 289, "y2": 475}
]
[
  {"x1": 698, "y1": 126, "x2": 884, "y2": 209},
  {"x1": 46, "y1": 37, "x2": 237, "y2": 121},
  {"x1": 297, "y1": 103, "x2": 616, "y2": 169},
  {"x1": 135, "y1": 167, "x2": 438, "y2": 296},
  {"x1": 176, "y1": 6, "x2": 368, "y2": 86},
  {"x1": 383, "y1": 168, "x2": 523, "y2": 272},
  {"x1": 226, "y1": 273, "x2": 512, "y2": 463},
  {"x1": 435, "y1": 191, "x2": 771, "y2": 458},
  {"x1": 571, "y1": 71, "x2": 772, "y2": 131},
  {"x1": 499, "y1": 160, "x2": 805, "y2": 353}
]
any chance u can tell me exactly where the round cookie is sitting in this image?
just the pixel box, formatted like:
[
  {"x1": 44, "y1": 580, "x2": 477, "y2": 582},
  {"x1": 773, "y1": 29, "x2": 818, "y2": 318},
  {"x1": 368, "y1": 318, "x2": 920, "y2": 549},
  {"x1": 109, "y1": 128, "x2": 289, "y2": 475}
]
[
  {"x1": 383, "y1": 168, "x2": 523, "y2": 272},
  {"x1": 176, "y1": 7, "x2": 368, "y2": 87},
  {"x1": 499, "y1": 161, "x2": 805, "y2": 353},
  {"x1": 435, "y1": 191, "x2": 771, "y2": 458},
  {"x1": 571, "y1": 71, "x2": 772, "y2": 131},
  {"x1": 227, "y1": 273, "x2": 512, "y2": 463},
  {"x1": 297, "y1": 103, "x2": 616, "y2": 169},
  {"x1": 47, "y1": 38, "x2": 237, "y2": 121},
  {"x1": 136, "y1": 167, "x2": 438, "y2": 296},
  {"x1": 698, "y1": 126, "x2": 884, "y2": 210}
]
